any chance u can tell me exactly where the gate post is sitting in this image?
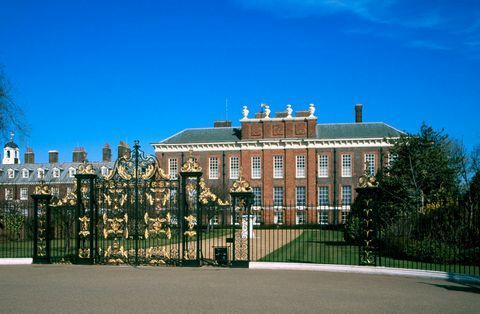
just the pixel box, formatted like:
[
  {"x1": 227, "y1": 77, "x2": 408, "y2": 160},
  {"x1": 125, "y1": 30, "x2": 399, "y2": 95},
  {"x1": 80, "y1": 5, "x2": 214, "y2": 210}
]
[
  {"x1": 74, "y1": 162, "x2": 97, "y2": 265},
  {"x1": 32, "y1": 183, "x2": 52, "y2": 264},
  {"x1": 355, "y1": 172, "x2": 379, "y2": 266},
  {"x1": 230, "y1": 174, "x2": 254, "y2": 268},
  {"x1": 180, "y1": 154, "x2": 202, "y2": 267}
]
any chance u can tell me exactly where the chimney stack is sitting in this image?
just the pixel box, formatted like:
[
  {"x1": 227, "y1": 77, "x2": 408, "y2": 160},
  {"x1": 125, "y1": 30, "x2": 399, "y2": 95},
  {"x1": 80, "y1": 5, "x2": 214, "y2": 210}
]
[
  {"x1": 72, "y1": 147, "x2": 87, "y2": 163},
  {"x1": 48, "y1": 150, "x2": 59, "y2": 163},
  {"x1": 118, "y1": 141, "x2": 130, "y2": 159},
  {"x1": 24, "y1": 148, "x2": 35, "y2": 164},
  {"x1": 355, "y1": 104, "x2": 363, "y2": 123},
  {"x1": 102, "y1": 144, "x2": 112, "y2": 162},
  {"x1": 213, "y1": 120, "x2": 232, "y2": 128}
]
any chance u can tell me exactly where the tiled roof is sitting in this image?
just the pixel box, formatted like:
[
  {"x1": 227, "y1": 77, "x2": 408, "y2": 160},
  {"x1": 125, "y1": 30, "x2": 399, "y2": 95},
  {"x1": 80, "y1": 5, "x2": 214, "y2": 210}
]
[
  {"x1": 158, "y1": 122, "x2": 403, "y2": 144},
  {"x1": 161, "y1": 127, "x2": 242, "y2": 144},
  {"x1": 316, "y1": 122, "x2": 404, "y2": 139}
]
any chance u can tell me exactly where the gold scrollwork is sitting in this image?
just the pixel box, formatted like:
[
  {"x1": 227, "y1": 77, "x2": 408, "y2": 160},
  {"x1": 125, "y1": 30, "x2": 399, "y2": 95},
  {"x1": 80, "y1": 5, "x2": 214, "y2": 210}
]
[
  {"x1": 77, "y1": 161, "x2": 96, "y2": 175},
  {"x1": 144, "y1": 212, "x2": 172, "y2": 239},
  {"x1": 104, "y1": 238, "x2": 128, "y2": 264},
  {"x1": 78, "y1": 248, "x2": 90, "y2": 258},
  {"x1": 103, "y1": 213, "x2": 128, "y2": 239},
  {"x1": 199, "y1": 178, "x2": 229, "y2": 205},
  {"x1": 181, "y1": 151, "x2": 202, "y2": 173},
  {"x1": 146, "y1": 246, "x2": 170, "y2": 265},
  {"x1": 184, "y1": 215, "x2": 197, "y2": 238},
  {"x1": 34, "y1": 182, "x2": 50, "y2": 195},
  {"x1": 230, "y1": 168, "x2": 252, "y2": 193},
  {"x1": 79, "y1": 216, "x2": 90, "y2": 237}
]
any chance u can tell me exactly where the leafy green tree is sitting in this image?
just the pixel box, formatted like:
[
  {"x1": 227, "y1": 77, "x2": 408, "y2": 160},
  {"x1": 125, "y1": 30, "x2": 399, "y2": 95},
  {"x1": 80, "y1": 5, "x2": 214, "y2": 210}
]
[{"x1": 378, "y1": 123, "x2": 461, "y2": 221}]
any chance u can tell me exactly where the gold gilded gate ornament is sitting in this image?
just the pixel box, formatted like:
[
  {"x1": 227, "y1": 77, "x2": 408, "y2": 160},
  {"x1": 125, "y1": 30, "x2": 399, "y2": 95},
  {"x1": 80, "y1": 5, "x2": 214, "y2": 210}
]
[
  {"x1": 199, "y1": 178, "x2": 229, "y2": 205},
  {"x1": 181, "y1": 154, "x2": 202, "y2": 172},
  {"x1": 144, "y1": 212, "x2": 172, "y2": 239},
  {"x1": 77, "y1": 161, "x2": 96, "y2": 175},
  {"x1": 103, "y1": 213, "x2": 129, "y2": 239},
  {"x1": 34, "y1": 182, "x2": 50, "y2": 195},
  {"x1": 78, "y1": 216, "x2": 90, "y2": 237},
  {"x1": 230, "y1": 171, "x2": 252, "y2": 193},
  {"x1": 184, "y1": 215, "x2": 197, "y2": 237}
]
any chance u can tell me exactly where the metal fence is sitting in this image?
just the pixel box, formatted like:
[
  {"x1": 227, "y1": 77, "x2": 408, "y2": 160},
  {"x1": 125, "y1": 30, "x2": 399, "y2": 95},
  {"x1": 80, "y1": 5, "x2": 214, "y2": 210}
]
[{"x1": 1, "y1": 201, "x2": 479, "y2": 276}]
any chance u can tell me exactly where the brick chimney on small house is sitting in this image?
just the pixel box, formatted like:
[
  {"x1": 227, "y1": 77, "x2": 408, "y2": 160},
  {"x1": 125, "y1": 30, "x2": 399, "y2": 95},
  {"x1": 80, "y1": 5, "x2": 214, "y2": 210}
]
[
  {"x1": 24, "y1": 148, "x2": 35, "y2": 164},
  {"x1": 72, "y1": 147, "x2": 87, "y2": 163},
  {"x1": 48, "y1": 150, "x2": 59, "y2": 163},
  {"x1": 118, "y1": 141, "x2": 130, "y2": 159},
  {"x1": 103, "y1": 144, "x2": 112, "y2": 162}
]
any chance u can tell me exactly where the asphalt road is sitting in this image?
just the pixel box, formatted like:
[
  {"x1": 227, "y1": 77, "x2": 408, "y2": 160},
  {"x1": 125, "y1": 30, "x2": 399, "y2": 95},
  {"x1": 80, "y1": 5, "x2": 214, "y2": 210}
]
[{"x1": 0, "y1": 265, "x2": 479, "y2": 313}]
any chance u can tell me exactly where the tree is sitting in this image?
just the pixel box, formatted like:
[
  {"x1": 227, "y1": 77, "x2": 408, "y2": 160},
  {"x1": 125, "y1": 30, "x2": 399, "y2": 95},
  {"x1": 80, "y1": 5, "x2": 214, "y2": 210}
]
[
  {"x1": 379, "y1": 123, "x2": 461, "y2": 219},
  {"x1": 0, "y1": 66, "x2": 28, "y2": 140}
]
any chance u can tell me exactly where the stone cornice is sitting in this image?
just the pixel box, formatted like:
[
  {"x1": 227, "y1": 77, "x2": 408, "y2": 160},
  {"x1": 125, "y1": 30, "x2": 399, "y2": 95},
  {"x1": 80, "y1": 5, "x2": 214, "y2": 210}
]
[{"x1": 152, "y1": 137, "x2": 396, "y2": 153}]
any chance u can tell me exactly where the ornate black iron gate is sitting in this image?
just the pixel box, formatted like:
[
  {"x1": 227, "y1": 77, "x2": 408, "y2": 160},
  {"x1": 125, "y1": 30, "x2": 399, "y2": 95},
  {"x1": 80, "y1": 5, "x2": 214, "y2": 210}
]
[
  {"x1": 92, "y1": 141, "x2": 182, "y2": 266},
  {"x1": 30, "y1": 141, "x2": 254, "y2": 267}
]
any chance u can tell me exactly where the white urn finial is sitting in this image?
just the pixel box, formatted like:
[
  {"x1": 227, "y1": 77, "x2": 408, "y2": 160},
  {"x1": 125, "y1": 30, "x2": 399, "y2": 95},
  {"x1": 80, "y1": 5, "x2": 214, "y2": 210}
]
[
  {"x1": 286, "y1": 104, "x2": 293, "y2": 118},
  {"x1": 242, "y1": 106, "x2": 249, "y2": 120},
  {"x1": 264, "y1": 104, "x2": 271, "y2": 119},
  {"x1": 309, "y1": 103, "x2": 316, "y2": 117}
]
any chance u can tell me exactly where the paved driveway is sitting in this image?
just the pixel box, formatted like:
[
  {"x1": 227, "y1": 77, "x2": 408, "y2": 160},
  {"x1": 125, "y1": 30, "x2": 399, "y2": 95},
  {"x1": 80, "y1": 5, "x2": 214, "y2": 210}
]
[{"x1": 0, "y1": 265, "x2": 479, "y2": 313}]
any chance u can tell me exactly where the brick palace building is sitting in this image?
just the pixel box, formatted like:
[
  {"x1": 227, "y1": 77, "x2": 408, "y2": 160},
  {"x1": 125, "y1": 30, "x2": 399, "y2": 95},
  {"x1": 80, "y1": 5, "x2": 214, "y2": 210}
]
[{"x1": 153, "y1": 103, "x2": 403, "y2": 224}]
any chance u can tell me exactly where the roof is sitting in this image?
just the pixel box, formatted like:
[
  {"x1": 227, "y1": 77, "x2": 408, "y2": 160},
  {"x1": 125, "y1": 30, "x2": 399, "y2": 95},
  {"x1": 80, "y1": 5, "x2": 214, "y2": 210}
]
[
  {"x1": 4, "y1": 141, "x2": 19, "y2": 149},
  {"x1": 316, "y1": 122, "x2": 404, "y2": 139},
  {"x1": 161, "y1": 127, "x2": 242, "y2": 144},
  {"x1": 157, "y1": 122, "x2": 403, "y2": 145}
]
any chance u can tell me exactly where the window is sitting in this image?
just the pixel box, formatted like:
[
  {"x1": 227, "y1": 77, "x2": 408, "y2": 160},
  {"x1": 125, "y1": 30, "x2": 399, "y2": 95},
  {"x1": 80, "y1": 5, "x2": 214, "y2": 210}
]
[
  {"x1": 52, "y1": 168, "x2": 60, "y2": 178},
  {"x1": 273, "y1": 187, "x2": 283, "y2": 207},
  {"x1": 7, "y1": 169, "x2": 14, "y2": 179},
  {"x1": 318, "y1": 155, "x2": 328, "y2": 177},
  {"x1": 5, "y1": 188, "x2": 13, "y2": 200},
  {"x1": 230, "y1": 157, "x2": 239, "y2": 179},
  {"x1": 341, "y1": 211, "x2": 349, "y2": 224},
  {"x1": 341, "y1": 154, "x2": 352, "y2": 177},
  {"x1": 100, "y1": 166, "x2": 109, "y2": 177},
  {"x1": 274, "y1": 210, "x2": 284, "y2": 224},
  {"x1": 253, "y1": 210, "x2": 262, "y2": 225},
  {"x1": 209, "y1": 157, "x2": 219, "y2": 179},
  {"x1": 252, "y1": 187, "x2": 262, "y2": 207},
  {"x1": 318, "y1": 211, "x2": 329, "y2": 225},
  {"x1": 296, "y1": 186, "x2": 306, "y2": 209},
  {"x1": 296, "y1": 155, "x2": 306, "y2": 178},
  {"x1": 20, "y1": 188, "x2": 28, "y2": 201},
  {"x1": 251, "y1": 156, "x2": 261, "y2": 179},
  {"x1": 318, "y1": 186, "x2": 329, "y2": 207},
  {"x1": 296, "y1": 211, "x2": 305, "y2": 225},
  {"x1": 51, "y1": 187, "x2": 59, "y2": 197},
  {"x1": 69, "y1": 167, "x2": 76, "y2": 177},
  {"x1": 22, "y1": 169, "x2": 29, "y2": 178},
  {"x1": 341, "y1": 185, "x2": 352, "y2": 206},
  {"x1": 365, "y1": 153, "x2": 376, "y2": 176},
  {"x1": 6, "y1": 151, "x2": 10, "y2": 158},
  {"x1": 37, "y1": 168, "x2": 45, "y2": 179},
  {"x1": 168, "y1": 159, "x2": 178, "y2": 179},
  {"x1": 273, "y1": 156, "x2": 283, "y2": 178}
]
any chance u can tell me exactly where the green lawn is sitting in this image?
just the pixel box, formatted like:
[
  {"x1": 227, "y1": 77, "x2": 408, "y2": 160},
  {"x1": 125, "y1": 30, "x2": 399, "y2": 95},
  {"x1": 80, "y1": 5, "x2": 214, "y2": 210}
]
[{"x1": 259, "y1": 229, "x2": 480, "y2": 276}]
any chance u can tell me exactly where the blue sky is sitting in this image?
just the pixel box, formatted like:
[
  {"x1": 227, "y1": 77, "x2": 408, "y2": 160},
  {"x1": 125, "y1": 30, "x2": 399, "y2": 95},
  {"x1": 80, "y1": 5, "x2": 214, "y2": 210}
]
[{"x1": 0, "y1": 0, "x2": 479, "y2": 162}]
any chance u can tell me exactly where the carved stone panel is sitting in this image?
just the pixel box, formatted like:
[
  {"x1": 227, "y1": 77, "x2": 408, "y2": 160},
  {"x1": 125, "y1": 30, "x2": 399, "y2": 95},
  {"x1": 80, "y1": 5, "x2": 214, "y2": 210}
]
[{"x1": 294, "y1": 123, "x2": 307, "y2": 136}]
